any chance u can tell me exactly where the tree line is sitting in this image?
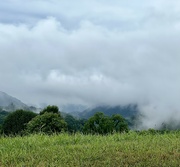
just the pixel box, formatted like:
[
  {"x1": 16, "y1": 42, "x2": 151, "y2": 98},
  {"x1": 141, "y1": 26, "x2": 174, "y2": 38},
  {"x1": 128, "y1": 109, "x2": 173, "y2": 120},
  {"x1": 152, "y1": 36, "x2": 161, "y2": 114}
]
[{"x1": 0, "y1": 105, "x2": 128, "y2": 136}]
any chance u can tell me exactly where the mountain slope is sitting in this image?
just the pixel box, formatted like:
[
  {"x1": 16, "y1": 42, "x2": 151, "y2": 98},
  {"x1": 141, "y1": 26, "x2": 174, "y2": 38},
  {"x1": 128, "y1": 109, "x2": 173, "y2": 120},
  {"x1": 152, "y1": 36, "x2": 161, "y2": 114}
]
[
  {"x1": 71, "y1": 104, "x2": 139, "y2": 119},
  {"x1": 0, "y1": 91, "x2": 28, "y2": 111}
]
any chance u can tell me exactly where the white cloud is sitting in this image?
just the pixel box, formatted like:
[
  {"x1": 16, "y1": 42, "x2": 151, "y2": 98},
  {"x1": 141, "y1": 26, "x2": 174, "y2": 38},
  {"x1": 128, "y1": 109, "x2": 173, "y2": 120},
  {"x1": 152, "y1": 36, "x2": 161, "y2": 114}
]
[{"x1": 0, "y1": 1, "x2": 180, "y2": 128}]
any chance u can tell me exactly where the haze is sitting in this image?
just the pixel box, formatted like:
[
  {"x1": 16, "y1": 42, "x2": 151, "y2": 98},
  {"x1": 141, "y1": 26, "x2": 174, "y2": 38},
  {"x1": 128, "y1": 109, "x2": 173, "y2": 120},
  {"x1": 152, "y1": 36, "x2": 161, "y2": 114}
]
[{"x1": 0, "y1": 0, "x2": 180, "y2": 128}]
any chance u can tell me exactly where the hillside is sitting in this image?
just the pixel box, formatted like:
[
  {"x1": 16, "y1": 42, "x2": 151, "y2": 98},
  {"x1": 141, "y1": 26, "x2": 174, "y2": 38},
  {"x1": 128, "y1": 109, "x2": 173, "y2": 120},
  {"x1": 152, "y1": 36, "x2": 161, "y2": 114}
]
[
  {"x1": 0, "y1": 91, "x2": 40, "y2": 112},
  {"x1": 0, "y1": 91, "x2": 27, "y2": 107},
  {"x1": 70, "y1": 104, "x2": 139, "y2": 119}
]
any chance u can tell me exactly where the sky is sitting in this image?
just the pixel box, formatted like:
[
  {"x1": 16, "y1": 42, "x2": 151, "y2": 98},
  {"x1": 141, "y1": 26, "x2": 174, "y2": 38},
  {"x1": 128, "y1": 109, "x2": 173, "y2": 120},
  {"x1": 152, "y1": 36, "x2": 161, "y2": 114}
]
[{"x1": 0, "y1": 0, "x2": 180, "y2": 128}]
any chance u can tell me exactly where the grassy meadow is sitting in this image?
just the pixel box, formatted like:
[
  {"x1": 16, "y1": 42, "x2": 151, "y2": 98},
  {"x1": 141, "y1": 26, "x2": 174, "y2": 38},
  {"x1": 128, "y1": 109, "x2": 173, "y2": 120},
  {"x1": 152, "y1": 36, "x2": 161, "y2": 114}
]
[{"x1": 0, "y1": 131, "x2": 180, "y2": 167}]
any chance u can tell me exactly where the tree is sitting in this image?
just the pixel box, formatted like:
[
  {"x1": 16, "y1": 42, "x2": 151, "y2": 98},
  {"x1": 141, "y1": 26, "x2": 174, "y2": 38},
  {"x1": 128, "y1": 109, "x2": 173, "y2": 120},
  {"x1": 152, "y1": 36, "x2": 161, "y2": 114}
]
[
  {"x1": 0, "y1": 125, "x2": 2, "y2": 134},
  {"x1": 0, "y1": 110, "x2": 9, "y2": 125},
  {"x1": 83, "y1": 112, "x2": 114, "y2": 134},
  {"x1": 64, "y1": 114, "x2": 86, "y2": 133},
  {"x1": 111, "y1": 114, "x2": 129, "y2": 132},
  {"x1": 40, "y1": 105, "x2": 59, "y2": 115},
  {"x1": 83, "y1": 112, "x2": 129, "y2": 134},
  {"x1": 2, "y1": 109, "x2": 37, "y2": 135},
  {"x1": 26, "y1": 112, "x2": 67, "y2": 134}
]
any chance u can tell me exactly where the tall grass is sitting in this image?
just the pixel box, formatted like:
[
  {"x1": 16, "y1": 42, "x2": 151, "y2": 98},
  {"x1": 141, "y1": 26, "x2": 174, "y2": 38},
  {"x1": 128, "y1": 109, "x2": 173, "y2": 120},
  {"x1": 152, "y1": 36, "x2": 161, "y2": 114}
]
[{"x1": 0, "y1": 131, "x2": 180, "y2": 166}]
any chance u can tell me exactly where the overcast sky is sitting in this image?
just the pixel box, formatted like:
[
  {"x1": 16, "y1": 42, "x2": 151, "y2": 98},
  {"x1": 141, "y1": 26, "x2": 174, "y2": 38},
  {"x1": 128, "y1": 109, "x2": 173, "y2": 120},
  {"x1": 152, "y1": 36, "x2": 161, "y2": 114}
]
[{"x1": 0, "y1": 0, "x2": 180, "y2": 127}]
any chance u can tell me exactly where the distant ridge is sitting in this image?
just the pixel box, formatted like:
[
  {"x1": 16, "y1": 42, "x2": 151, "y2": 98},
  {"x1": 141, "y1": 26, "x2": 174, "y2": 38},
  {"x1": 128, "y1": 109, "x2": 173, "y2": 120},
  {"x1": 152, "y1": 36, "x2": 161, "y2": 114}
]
[
  {"x1": 0, "y1": 91, "x2": 27, "y2": 107},
  {"x1": 0, "y1": 91, "x2": 38, "y2": 112},
  {"x1": 69, "y1": 104, "x2": 139, "y2": 119}
]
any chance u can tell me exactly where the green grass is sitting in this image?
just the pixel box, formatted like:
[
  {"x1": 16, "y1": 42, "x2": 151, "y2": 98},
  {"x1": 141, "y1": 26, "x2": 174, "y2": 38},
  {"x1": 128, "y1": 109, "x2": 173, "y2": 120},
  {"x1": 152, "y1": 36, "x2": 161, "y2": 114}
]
[{"x1": 0, "y1": 131, "x2": 180, "y2": 166}]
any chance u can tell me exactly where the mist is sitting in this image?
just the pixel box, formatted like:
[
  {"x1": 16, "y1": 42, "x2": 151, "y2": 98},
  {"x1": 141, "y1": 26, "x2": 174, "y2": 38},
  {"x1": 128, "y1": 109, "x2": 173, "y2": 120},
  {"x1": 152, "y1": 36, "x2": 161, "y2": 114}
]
[{"x1": 0, "y1": 0, "x2": 180, "y2": 128}]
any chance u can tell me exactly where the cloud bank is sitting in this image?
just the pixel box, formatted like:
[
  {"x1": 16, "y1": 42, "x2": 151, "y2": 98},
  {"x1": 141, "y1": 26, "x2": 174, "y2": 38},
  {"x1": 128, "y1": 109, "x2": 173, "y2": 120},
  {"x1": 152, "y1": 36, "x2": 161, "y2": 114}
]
[{"x1": 0, "y1": 0, "x2": 180, "y2": 128}]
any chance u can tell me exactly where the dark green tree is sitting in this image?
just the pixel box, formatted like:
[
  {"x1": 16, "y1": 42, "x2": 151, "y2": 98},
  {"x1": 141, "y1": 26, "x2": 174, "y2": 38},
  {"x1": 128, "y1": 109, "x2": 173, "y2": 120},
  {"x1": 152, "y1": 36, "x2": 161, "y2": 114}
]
[
  {"x1": 0, "y1": 110, "x2": 9, "y2": 125},
  {"x1": 40, "y1": 105, "x2": 59, "y2": 115},
  {"x1": 111, "y1": 114, "x2": 129, "y2": 132},
  {"x1": 83, "y1": 112, "x2": 129, "y2": 134},
  {"x1": 2, "y1": 109, "x2": 37, "y2": 135},
  {"x1": 26, "y1": 112, "x2": 67, "y2": 134},
  {"x1": 0, "y1": 125, "x2": 2, "y2": 134},
  {"x1": 83, "y1": 112, "x2": 114, "y2": 134},
  {"x1": 64, "y1": 114, "x2": 86, "y2": 133}
]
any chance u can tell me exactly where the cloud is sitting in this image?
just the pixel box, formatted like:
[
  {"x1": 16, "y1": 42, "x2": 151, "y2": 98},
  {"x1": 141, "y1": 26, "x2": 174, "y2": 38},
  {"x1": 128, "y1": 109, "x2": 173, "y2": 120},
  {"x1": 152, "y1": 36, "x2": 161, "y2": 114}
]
[{"x1": 0, "y1": 0, "x2": 180, "y2": 128}]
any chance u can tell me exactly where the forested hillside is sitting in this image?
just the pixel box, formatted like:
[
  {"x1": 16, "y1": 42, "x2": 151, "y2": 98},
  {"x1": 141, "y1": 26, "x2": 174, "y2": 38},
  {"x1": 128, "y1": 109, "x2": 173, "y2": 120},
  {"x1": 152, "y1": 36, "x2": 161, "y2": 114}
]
[{"x1": 76, "y1": 104, "x2": 138, "y2": 119}]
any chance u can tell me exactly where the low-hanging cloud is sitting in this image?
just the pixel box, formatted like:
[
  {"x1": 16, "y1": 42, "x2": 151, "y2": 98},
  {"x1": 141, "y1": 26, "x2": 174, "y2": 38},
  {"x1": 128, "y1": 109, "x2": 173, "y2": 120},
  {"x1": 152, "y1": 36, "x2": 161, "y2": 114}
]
[{"x1": 0, "y1": 0, "x2": 180, "y2": 128}]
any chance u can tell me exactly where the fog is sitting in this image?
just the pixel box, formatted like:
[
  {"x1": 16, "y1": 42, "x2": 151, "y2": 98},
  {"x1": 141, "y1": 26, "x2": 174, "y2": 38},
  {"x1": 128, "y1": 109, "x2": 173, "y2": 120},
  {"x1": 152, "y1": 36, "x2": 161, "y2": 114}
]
[{"x1": 0, "y1": 0, "x2": 180, "y2": 128}]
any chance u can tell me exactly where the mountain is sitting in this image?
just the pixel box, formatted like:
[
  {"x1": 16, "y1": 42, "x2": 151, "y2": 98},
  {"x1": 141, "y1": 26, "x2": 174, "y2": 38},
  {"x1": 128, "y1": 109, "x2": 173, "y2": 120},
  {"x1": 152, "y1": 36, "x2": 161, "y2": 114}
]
[
  {"x1": 69, "y1": 104, "x2": 139, "y2": 119},
  {"x1": 0, "y1": 91, "x2": 39, "y2": 112},
  {"x1": 60, "y1": 104, "x2": 87, "y2": 113}
]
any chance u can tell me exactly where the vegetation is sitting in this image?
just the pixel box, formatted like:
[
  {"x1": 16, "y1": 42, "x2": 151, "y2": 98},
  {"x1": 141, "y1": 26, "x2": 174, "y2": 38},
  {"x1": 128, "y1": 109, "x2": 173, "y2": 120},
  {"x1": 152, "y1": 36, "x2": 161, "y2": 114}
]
[
  {"x1": 26, "y1": 112, "x2": 67, "y2": 134},
  {"x1": 111, "y1": 114, "x2": 129, "y2": 132},
  {"x1": 64, "y1": 114, "x2": 86, "y2": 133},
  {"x1": 26, "y1": 105, "x2": 67, "y2": 135},
  {"x1": 0, "y1": 105, "x2": 129, "y2": 136},
  {"x1": 0, "y1": 109, "x2": 9, "y2": 125},
  {"x1": 2, "y1": 110, "x2": 37, "y2": 135},
  {"x1": 77, "y1": 104, "x2": 138, "y2": 119},
  {"x1": 0, "y1": 105, "x2": 180, "y2": 166},
  {"x1": 0, "y1": 131, "x2": 180, "y2": 166},
  {"x1": 83, "y1": 112, "x2": 128, "y2": 134},
  {"x1": 40, "y1": 105, "x2": 59, "y2": 115}
]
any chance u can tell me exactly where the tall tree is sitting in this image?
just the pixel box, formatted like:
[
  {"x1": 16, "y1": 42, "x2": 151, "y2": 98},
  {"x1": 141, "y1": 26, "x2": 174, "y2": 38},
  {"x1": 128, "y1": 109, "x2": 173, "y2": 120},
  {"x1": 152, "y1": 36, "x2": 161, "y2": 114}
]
[
  {"x1": 27, "y1": 105, "x2": 67, "y2": 134},
  {"x1": 64, "y1": 114, "x2": 86, "y2": 133},
  {"x1": 40, "y1": 105, "x2": 59, "y2": 115},
  {"x1": 83, "y1": 112, "x2": 114, "y2": 134},
  {"x1": 111, "y1": 114, "x2": 129, "y2": 132},
  {"x1": 83, "y1": 112, "x2": 129, "y2": 134},
  {"x1": 26, "y1": 112, "x2": 67, "y2": 134}
]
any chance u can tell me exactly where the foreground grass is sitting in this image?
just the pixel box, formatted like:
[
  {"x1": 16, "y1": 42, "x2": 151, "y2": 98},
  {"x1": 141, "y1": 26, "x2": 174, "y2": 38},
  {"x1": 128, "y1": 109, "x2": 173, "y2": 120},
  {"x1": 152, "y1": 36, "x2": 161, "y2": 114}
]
[{"x1": 0, "y1": 131, "x2": 180, "y2": 167}]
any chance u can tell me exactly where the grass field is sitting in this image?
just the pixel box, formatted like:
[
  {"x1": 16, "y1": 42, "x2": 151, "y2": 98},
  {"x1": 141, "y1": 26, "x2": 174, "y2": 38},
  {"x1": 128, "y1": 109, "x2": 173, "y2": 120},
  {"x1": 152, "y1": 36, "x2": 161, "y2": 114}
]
[{"x1": 0, "y1": 131, "x2": 180, "y2": 167}]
